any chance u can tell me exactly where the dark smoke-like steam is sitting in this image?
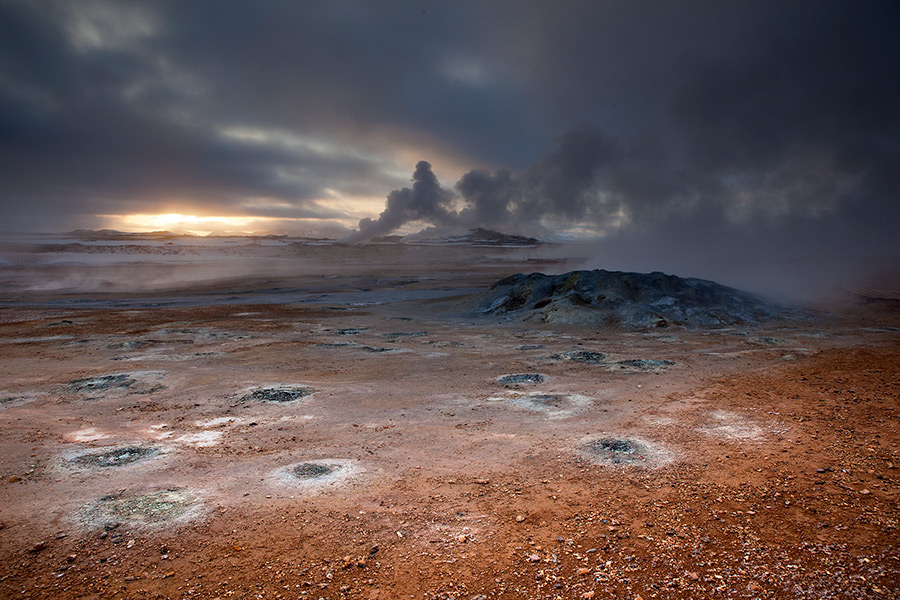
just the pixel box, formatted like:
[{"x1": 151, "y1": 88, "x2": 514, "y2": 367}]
[
  {"x1": 340, "y1": 10, "x2": 900, "y2": 252},
  {"x1": 340, "y1": 125, "x2": 624, "y2": 243},
  {"x1": 339, "y1": 160, "x2": 458, "y2": 244}
]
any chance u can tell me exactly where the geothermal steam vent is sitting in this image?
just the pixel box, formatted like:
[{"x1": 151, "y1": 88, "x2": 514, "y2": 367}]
[{"x1": 476, "y1": 270, "x2": 804, "y2": 329}]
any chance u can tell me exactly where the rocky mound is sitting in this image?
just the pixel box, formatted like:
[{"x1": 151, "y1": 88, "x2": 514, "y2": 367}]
[{"x1": 476, "y1": 270, "x2": 806, "y2": 329}]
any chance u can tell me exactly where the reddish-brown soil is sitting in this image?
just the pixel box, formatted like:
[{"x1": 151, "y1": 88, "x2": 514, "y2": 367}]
[{"x1": 1, "y1": 291, "x2": 898, "y2": 599}]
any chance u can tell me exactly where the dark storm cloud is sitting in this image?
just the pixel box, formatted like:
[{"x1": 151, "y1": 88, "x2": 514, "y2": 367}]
[
  {"x1": 0, "y1": 0, "x2": 898, "y2": 256},
  {"x1": 0, "y1": 0, "x2": 482, "y2": 230},
  {"x1": 343, "y1": 0, "x2": 900, "y2": 255}
]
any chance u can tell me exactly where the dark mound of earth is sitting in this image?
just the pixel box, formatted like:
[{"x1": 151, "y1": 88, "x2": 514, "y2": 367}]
[{"x1": 476, "y1": 270, "x2": 806, "y2": 329}]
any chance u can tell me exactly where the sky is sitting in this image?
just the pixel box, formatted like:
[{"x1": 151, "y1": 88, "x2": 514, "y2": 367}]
[{"x1": 1, "y1": 0, "x2": 898, "y2": 254}]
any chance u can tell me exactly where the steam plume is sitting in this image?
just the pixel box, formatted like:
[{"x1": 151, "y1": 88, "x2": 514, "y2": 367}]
[{"x1": 340, "y1": 125, "x2": 621, "y2": 243}]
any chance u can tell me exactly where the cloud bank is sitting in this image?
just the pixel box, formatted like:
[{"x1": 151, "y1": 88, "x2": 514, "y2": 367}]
[{"x1": 0, "y1": 0, "x2": 896, "y2": 260}]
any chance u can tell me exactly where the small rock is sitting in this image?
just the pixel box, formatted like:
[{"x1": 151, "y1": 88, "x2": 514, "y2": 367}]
[
  {"x1": 66, "y1": 555, "x2": 76, "y2": 563},
  {"x1": 686, "y1": 571, "x2": 700, "y2": 581},
  {"x1": 515, "y1": 515, "x2": 526, "y2": 523},
  {"x1": 162, "y1": 571, "x2": 175, "y2": 579},
  {"x1": 8, "y1": 476, "x2": 21, "y2": 483},
  {"x1": 29, "y1": 541, "x2": 47, "y2": 553},
  {"x1": 577, "y1": 567, "x2": 591, "y2": 575},
  {"x1": 527, "y1": 554, "x2": 541, "y2": 562},
  {"x1": 860, "y1": 489, "x2": 872, "y2": 495},
  {"x1": 582, "y1": 592, "x2": 596, "y2": 599},
  {"x1": 457, "y1": 534, "x2": 467, "y2": 543}
]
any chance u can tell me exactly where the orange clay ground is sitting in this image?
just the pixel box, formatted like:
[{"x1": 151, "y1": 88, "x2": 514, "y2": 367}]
[{"x1": 1, "y1": 267, "x2": 898, "y2": 600}]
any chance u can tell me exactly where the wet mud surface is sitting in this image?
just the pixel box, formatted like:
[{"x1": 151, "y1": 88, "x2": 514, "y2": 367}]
[{"x1": 1, "y1": 267, "x2": 899, "y2": 599}]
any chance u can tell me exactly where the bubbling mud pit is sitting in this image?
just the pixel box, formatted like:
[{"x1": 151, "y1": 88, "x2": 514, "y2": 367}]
[
  {"x1": 67, "y1": 371, "x2": 167, "y2": 398},
  {"x1": 546, "y1": 350, "x2": 675, "y2": 372},
  {"x1": 292, "y1": 462, "x2": 340, "y2": 480},
  {"x1": 80, "y1": 489, "x2": 201, "y2": 529},
  {"x1": 496, "y1": 373, "x2": 545, "y2": 385},
  {"x1": 491, "y1": 391, "x2": 593, "y2": 417},
  {"x1": 272, "y1": 459, "x2": 360, "y2": 488},
  {"x1": 548, "y1": 350, "x2": 606, "y2": 364},
  {"x1": 580, "y1": 436, "x2": 672, "y2": 467},
  {"x1": 239, "y1": 386, "x2": 315, "y2": 403},
  {"x1": 68, "y1": 446, "x2": 159, "y2": 469},
  {"x1": 69, "y1": 374, "x2": 134, "y2": 393}
]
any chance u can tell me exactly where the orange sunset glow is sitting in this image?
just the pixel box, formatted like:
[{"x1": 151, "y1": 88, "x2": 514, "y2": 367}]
[{"x1": 98, "y1": 213, "x2": 346, "y2": 236}]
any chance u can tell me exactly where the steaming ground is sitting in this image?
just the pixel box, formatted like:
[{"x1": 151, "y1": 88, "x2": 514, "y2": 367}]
[{"x1": 0, "y1": 237, "x2": 899, "y2": 599}]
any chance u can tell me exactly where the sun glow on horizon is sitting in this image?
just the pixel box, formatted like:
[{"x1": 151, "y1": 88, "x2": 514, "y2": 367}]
[
  {"x1": 97, "y1": 213, "x2": 355, "y2": 236},
  {"x1": 99, "y1": 213, "x2": 267, "y2": 235}
]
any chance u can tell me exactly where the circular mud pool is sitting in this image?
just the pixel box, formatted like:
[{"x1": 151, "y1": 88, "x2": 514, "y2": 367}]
[
  {"x1": 522, "y1": 393, "x2": 565, "y2": 407},
  {"x1": 494, "y1": 392, "x2": 592, "y2": 417},
  {"x1": 497, "y1": 373, "x2": 545, "y2": 385},
  {"x1": 548, "y1": 350, "x2": 606, "y2": 363},
  {"x1": 292, "y1": 462, "x2": 341, "y2": 480},
  {"x1": 241, "y1": 386, "x2": 315, "y2": 403},
  {"x1": 272, "y1": 459, "x2": 360, "y2": 488},
  {"x1": 69, "y1": 373, "x2": 136, "y2": 392},
  {"x1": 67, "y1": 371, "x2": 167, "y2": 397},
  {"x1": 611, "y1": 359, "x2": 674, "y2": 372},
  {"x1": 70, "y1": 446, "x2": 159, "y2": 468},
  {"x1": 82, "y1": 489, "x2": 201, "y2": 528},
  {"x1": 581, "y1": 437, "x2": 671, "y2": 467}
]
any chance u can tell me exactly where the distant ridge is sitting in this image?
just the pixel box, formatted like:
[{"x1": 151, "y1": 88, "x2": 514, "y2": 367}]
[
  {"x1": 409, "y1": 228, "x2": 541, "y2": 246},
  {"x1": 364, "y1": 228, "x2": 543, "y2": 246}
]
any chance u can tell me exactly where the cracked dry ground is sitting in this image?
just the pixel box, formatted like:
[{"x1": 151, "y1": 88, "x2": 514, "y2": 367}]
[{"x1": 0, "y1": 302, "x2": 898, "y2": 600}]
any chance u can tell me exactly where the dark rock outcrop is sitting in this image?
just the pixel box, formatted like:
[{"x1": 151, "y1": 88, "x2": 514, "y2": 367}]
[{"x1": 476, "y1": 270, "x2": 806, "y2": 329}]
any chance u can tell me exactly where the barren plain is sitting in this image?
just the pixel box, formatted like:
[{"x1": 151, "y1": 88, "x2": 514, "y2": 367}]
[{"x1": 0, "y1": 237, "x2": 898, "y2": 600}]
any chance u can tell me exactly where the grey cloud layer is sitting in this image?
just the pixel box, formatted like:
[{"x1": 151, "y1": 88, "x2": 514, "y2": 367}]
[{"x1": 1, "y1": 0, "x2": 898, "y2": 253}]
